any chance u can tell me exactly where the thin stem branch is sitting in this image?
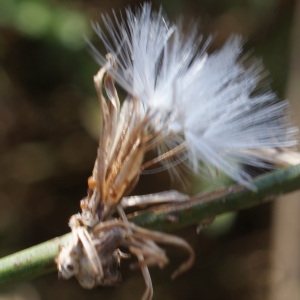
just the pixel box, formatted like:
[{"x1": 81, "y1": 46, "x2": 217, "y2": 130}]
[
  {"x1": 0, "y1": 164, "x2": 299, "y2": 287},
  {"x1": 0, "y1": 234, "x2": 70, "y2": 286}
]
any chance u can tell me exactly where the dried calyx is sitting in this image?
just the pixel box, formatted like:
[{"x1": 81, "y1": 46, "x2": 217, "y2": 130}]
[{"x1": 56, "y1": 55, "x2": 195, "y2": 300}]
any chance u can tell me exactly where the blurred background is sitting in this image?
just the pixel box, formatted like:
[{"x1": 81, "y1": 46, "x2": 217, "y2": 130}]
[{"x1": 0, "y1": 0, "x2": 299, "y2": 299}]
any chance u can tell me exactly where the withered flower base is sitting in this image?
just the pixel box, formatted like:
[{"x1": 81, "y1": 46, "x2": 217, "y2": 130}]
[{"x1": 56, "y1": 56, "x2": 195, "y2": 300}]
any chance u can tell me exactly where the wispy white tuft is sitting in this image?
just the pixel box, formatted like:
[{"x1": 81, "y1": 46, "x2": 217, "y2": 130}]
[{"x1": 90, "y1": 3, "x2": 298, "y2": 186}]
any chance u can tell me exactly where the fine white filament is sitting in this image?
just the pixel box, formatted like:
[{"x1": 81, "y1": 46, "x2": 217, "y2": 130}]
[{"x1": 89, "y1": 3, "x2": 298, "y2": 186}]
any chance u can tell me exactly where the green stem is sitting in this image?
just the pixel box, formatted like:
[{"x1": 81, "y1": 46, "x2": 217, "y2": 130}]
[
  {"x1": 0, "y1": 234, "x2": 70, "y2": 286},
  {"x1": 131, "y1": 164, "x2": 300, "y2": 231},
  {"x1": 0, "y1": 164, "x2": 299, "y2": 287}
]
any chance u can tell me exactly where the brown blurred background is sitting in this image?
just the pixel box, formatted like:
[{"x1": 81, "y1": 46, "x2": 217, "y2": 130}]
[{"x1": 0, "y1": 0, "x2": 299, "y2": 299}]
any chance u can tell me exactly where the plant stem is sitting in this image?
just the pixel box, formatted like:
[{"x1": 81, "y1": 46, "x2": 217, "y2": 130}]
[
  {"x1": 0, "y1": 164, "x2": 299, "y2": 287},
  {"x1": 0, "y1": 234, "x2": 70, "y2": 286}
]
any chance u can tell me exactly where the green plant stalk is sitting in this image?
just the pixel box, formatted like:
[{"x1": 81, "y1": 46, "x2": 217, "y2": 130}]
[
  {"x1": 132, "y1": 164, "x2": 300, "y2": 231},
  {"x1": 0, "y1": 164, "x2": 299, "y2": 287},
  {"x1": 0, "y1": 234, "x2": 70, "y2": 286}
]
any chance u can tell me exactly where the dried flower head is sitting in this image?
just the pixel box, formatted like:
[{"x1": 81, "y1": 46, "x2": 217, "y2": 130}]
[
  {"x1": 57, "y1": 3, "x2": 299, "y2": 300},
  {"x1": 57, "y1": 55, "x2": 195, "y2": 300},
  {"x1": 89, "y1": 3, "x2": 298, "y2": 186}
]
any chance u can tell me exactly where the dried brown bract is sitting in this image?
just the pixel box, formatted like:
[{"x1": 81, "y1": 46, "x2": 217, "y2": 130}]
[{"x1": 56, "y1": 54, "x2": 195, "y2": 300}]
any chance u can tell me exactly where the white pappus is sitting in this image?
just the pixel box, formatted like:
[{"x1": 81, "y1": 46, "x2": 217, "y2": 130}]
[{"x1": 89, "y1": 2, "x2": 298, "y2": 186}]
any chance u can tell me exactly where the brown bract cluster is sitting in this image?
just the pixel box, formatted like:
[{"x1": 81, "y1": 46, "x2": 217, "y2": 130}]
[{"x1": 56, "y1": 54, "x2": 194, "y2": 300}]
